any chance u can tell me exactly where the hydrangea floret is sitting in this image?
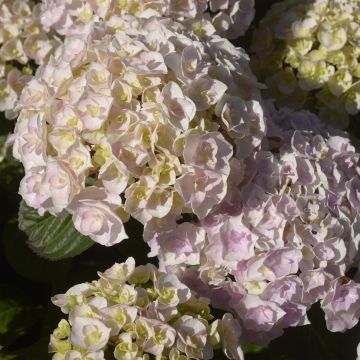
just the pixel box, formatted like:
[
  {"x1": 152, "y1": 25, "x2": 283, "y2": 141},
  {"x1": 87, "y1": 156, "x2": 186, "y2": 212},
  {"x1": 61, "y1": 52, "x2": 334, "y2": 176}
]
[
  {"x1": 148, "y1": 105, "x2": 360, "y2": 344},
  {"x1": 13, "y1": 16, "x2": 264, "y2": 246},
  {"x1": 49, "y1": 257, "x2": 244, "y2": 360},
  {"x1": 40, "y1": 0, "x2": 255, "y2": 40},
  {"x1": 0, "y1": 0, "x2": 60, "y2": 119},
  {"x1": 251, "y1": 0, "x2": 360, "y2": 127}
]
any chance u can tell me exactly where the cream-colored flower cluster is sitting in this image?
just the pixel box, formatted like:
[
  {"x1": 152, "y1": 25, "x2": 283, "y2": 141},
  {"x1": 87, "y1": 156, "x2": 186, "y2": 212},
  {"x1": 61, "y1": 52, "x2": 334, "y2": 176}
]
[
  {"x1": 41, "y1": 0, "x2": 255, "y2": 40},
  {"x1": 0, "y1": 0, "x2": 59, "y2": 119},
  {"x1": 49, "y1": 258, "x2": 244, "y2": 360},
  {"x1": 13, "y1": 16, "x2": 264, "y2": 246},
  {"x1": 251, "y1": 0, "x2": 360, "y2": 127}
]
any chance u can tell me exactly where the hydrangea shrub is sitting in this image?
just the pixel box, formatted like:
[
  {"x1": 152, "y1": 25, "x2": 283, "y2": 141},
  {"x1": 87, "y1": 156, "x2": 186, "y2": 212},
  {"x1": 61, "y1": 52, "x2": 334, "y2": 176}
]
[
  {"x1": 13, "y1": 16, "x2": 264, "y2": 246},
  {"x1": 0, "y1": 0, "x2": 59, "y2": 119},
  {"x1": 40, "y1": 0, "x2": 255, "y2": 39},
  {"x1": 147, "y1": 105, "x2": 360, "y2": 344},
  {"x1": 1, "y1": 0, "x2": 360, "y2": 358},
  {"x1": 251, "y1": 0, "x2": 360, "y2": 127},
  {"x1": 49, "y1": 257, "x2": 244, "y2": 360}
]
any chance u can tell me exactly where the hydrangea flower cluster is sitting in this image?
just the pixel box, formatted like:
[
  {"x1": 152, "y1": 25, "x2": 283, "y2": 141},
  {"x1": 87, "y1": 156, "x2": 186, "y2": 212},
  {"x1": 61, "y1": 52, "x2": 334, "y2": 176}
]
[
  {"x1": 49, "y1": 257, "x2": 244, "y2": 360},
  {"x1": 13, "y1": 16, "x2": 265, "y2": 246},
  {"x1": 0, "y1": 0, "x2": 60, "y2": 119},
  {"x1": 146, "y1": 105, "x2": 360, "y2": 344},
  {"x1": 251, "y1": 0, "x2": 360, "y2": 127},
  {"x1": 8, "y1": 0, "x2": 360, "y2": 355},
  {"x1": 41, "y1": 0, "x2": 255, "y2": 40}
]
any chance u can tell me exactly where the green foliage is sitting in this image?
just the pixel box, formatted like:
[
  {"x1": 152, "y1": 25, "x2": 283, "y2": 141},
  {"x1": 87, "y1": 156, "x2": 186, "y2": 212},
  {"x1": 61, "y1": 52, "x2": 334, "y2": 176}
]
[
  {"x1": 0, "y1": 299, "x2": 23, "y2": 335},
  {"x1": 3, "y1": 220, "x2": 73, "y2": 284},
  {"x1": 1, "y1": 355, "x2": 18, "y2": 360},
  {"x1": 243, "y1": 343, "x2": 267, "y2": 354},
  {"x1": 0, "y1": 158, "x2": 23, "y2": 193},
  {"x1": 18, "y1": 201, "x2": 93, "y2": 261},
  {"x1": 0, "y1": 284, "x2": 43, "y2": 353},
  {"x1": 0, "y1": 134, "x2": 7, "y2": 146}
]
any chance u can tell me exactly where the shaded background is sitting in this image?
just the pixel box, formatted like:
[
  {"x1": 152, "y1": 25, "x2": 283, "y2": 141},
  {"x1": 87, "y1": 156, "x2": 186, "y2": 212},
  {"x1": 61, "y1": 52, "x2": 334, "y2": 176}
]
[{"x1": 1, "y1": 1, "x2": 360, "y2": 359}]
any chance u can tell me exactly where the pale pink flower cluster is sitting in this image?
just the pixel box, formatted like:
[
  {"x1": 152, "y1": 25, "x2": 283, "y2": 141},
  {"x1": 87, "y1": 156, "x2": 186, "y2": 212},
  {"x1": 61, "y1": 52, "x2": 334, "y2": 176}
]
[
  {"x1": 49, "y1": 257, "x2": 244, "y2": 360},
  {"x1": 13, "y1": 17, "x2": 264, "y2": 246},
  {"x1": 0, "y1": 0, "x2": 60, "y2": 119},
  {"x1": 41, "y1": 0, "x2": 254, "y2": 39},
  {"x1": 148, "y1": 105, "x2": 360, "y2": 344}
]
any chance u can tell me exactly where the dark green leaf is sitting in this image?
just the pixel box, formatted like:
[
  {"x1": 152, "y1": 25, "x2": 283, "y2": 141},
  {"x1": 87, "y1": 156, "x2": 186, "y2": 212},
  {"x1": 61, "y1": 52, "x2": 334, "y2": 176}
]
[
  {"x1": 243, "y1": 343, "x2": 267, "y2": 354},
  {"x1": 0, "y1": 159, "x2": 24, "y2": 193},
  {"x1": 18, "y1": 201, "x2": 93, "y2": 260},
  {"x1": 0, "y1": 134, "x2": 7, "y2": 146},
  {"x1": 3, "y1": 221, "x2": 73, "y2": 284},
  {"x1": 0, "y1": 299, "x2": 23, "y2": 335},
  {"x1": 0, "y1": 284, "x2": 43, "y2": 347},
  {"x1": 0, "y1": 338, "x2": 49, "y2": 360},
  {"x1": 4, "y1": 355, "x2": 18, "y2": 360}
]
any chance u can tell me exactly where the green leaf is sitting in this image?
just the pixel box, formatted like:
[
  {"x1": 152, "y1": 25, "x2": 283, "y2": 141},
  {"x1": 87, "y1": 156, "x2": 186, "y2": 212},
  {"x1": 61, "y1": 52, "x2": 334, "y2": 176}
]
[
  {"x1": 0, "y1": 159, "x2": 24, "y2": 193},
  {"x1": 18, "y1": 201, "x2": 94, "y2": 260},
  {"x1": 0, "y1": 299, "x2": 23, "y2": 335},
  {"x1": 0, "y1": 133, "x2": 7, "y2": 146},
  {"x1": 242, "y1": 343, "x2": 267, "y2": 354},
  {"x1": 1, "y1": 354, "x2": 19, "y2": 360},
  {"x1": 3, "y1": 220, "x2": 73, "y2": 284},
  {"x1": 0, "y1": 338, "x2": 50, "y2": 360},
  {"x1": 0, "y1": 284, "x2": 43, "y2": 349}
]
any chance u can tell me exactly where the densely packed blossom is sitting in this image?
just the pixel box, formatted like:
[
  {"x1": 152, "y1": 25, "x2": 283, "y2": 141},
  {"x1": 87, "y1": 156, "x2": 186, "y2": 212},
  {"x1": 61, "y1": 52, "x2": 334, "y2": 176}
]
[
  {"x1": 146, "y1": 105, "x2": 360, "y2": 344},
  {"x1": 0, "y1": 0, "x2": 60, "y2": 119},
  {"x1": 49, "y1": 257, "x2": 244, "y2": 360},
  {"x1": 40, "y1": 0, "x2": 255, "y2": 40},
  {"x1": 13, "y1": 16, "x2": 264, "y2": 246},
  {"x1": 251, "y1": 0, "x2": 360, "y2": 127}
]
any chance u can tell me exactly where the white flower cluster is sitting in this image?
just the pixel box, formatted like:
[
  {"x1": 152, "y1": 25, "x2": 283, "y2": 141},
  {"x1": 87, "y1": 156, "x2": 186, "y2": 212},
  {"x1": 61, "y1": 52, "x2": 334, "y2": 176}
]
[
  {"x1": 0, "y1": 0, "x2": 60, "y2": 119},
  {"x1": 40, "y1": 0, "x2": 255, "y2": 40},
  {"x1": 49, "y1": 257, "x2": 244, "y2": 360},
  {"x1": 251, "y1": 0, "x2": 360, "y2": 127},
  {"x1": 13, "y1": 16, "x2": 264, "y2": 246},
  {"x1": 148, "y1": 105, "x2": 360, "y2": 344}
]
